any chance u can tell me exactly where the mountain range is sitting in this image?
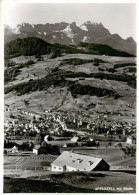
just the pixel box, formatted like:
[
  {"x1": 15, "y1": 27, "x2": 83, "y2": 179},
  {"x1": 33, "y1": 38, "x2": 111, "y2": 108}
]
[{"x1": 4, "y1": 21, "x2": 136, "y2": 55}]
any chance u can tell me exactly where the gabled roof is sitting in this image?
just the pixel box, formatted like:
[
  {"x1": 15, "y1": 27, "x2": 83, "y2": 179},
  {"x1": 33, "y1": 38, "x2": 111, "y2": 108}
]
[
  {"x1": 51, "y1": 151, "x2": 109, "y2": 171},
  {"x1": 44, "y1": 135, "x2": 50, "y2": 138},
  {"x1": 12, "y1": 146, "x2": 17, "y2": 149}
]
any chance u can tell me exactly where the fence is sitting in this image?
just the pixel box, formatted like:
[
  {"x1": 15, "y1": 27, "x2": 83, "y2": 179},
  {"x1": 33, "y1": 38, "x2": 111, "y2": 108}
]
[{"x1": 4, "y1": 165, "x2": 51, "y2": 171}]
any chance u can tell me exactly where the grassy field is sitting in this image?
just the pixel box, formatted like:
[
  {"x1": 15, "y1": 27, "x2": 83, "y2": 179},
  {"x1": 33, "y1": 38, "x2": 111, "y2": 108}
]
[
  {"x1": 4, "y1": 154, "x2": 56, "y2": 167},
  {"x1": 3, "y1": 177, "x2": 103, "y2": 193},
  {"x1": 4, "y1": 156, "x2": 21, "y2": 165},
  {"x1": 47, "y1": 171, "x2": 136, "y2": 192},
  {"x1": 4, "y1": 171, "x2": 136, "y2": 193},
  {"x1": 4, "y1": 53, "x2": 136, "y2": 123}
]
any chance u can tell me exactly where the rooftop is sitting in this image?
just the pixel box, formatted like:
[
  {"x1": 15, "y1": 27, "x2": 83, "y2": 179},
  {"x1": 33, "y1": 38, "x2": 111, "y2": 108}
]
[{"x1": 51, "y1": 151, "x2": 108, "y2": 171}]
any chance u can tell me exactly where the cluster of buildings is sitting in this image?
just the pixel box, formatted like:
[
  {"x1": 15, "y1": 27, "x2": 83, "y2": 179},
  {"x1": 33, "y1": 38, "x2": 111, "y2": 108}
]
[
  {"x1": 4, "y1": 111, "x2": 136, "y2": 140},
  {"x1": 4, "y1": 110, "x2": 136, "y2": 173}
]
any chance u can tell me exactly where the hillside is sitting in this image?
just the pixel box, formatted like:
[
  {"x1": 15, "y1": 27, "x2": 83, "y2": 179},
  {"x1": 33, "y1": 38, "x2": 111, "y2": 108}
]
[
  {"x1": 4, "y1": 171, "x2": 136, "y2": 193},
  {"x1": 4, "y1": 21, "x2": 136, "y2": 55},
  {"x1": 5, "y1": 37, "x2": 135, "y2": 61},
  {"x1": 79, "y1": 42, "x2": 135, "y2": 57},
  {"x1": 4, "y1": 43, "x2": 136, "y2": 124},
  {"x1": 5, "y1": 37, "x2": 52, "y2": 58}
]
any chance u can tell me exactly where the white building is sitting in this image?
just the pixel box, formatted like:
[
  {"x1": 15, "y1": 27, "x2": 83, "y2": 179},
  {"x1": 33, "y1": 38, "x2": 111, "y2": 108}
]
[
  {"x1": 44, "y1": 135, "x2": 50, "y2": 142},
  {"x1": 51, "y1": 151, "x2": 110, "y2": 172},
  {"x1": 127, "y1": 136, "x2": 134, "y2": 144},
  {"x1": 71, "y1": 136, "x2": 79, "y2": 142},
  {"x1": 33, "y1": 145, "x2": 41, "y2": 154},
  {"x1": 11, "y1": 146, "x2": 18, "y2": 154}
]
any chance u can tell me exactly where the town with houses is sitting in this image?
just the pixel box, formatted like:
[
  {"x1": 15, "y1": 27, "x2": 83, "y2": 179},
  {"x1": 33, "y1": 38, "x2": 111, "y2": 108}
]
[
  {"x1": 3, "y1": 4, "x2": 137, "y2": 192},
  {"x1": 4, "y1": 109, "x2": 136, "y2": 169}
]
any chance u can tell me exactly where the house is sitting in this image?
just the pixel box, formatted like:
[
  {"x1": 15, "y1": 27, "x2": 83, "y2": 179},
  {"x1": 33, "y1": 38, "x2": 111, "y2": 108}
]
[
  {"x1": 71, "y1": 136, "x2": 79, "y2": 142},
  {"x1": 44, "y1": 135, "x2": 50, "y2": 142},
  {"x1": 89, "y1": 137, "x2": 94, "y2": 142},
  {"x1": 33, "y1": 145, "x2": 41, "y2": 154},
  {"x1": 11, "y1": 146, "x2": 18, "y2": 154},
  {"x1": 51, "y1": 151, "x2": 110, "y2": 172},
  {"x1": 126, "y1": 136, "x2": 135, "y2": 145}
]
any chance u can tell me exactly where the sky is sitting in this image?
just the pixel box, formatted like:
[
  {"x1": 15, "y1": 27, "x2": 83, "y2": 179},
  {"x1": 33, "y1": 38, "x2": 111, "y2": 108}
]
[{"x1": 3, "y1": 2, "x2": 137, "y2": 41}]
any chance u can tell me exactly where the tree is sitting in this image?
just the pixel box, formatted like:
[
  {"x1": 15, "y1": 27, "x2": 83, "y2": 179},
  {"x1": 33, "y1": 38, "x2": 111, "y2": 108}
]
[
  {"x1": 28, "y1": 142, "x2": 34, "y2": 151},
  {"x1": 10, "y1": 113, "x2": 15, "y2": 119},
  {"x1": 35, "y1": 134, "x2": 42, "y2": 145},
  {"x1": 45, "y1": 67, "x2": 52, "y2": 75},
  {"x1": 38, "y1": 145, "x2": 60, "y2": 155},
  {"x1": 118, "y1": 142, "x2": 122, "y2": 147}
]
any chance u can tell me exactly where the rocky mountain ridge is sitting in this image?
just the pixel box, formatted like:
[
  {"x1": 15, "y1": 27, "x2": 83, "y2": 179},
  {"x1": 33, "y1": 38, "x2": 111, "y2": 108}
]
[{"x1": 4, "y1": 21, "x2": 136, "y2": 55}]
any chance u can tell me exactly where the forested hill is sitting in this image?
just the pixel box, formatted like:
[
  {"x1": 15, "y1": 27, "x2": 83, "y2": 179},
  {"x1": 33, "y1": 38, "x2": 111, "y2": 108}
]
[
  {"x1": 4, "y1": 37, "x2": 52, "y2": 58},
  {"x1": 5, "y1": 37, "x2": 135, "y2": 60},
  {"x1": 79, "y1": 42, "x2": 135, "y2": 57}
]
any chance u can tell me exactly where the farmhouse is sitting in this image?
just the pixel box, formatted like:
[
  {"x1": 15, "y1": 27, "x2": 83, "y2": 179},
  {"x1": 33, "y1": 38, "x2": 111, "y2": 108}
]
[
  {"x1": 126, "y1": 136, "x2": 136, "y2": 145},
  {"x1": 11, "y1": 146, "x2": 18, "y2": 154},
  {"x1": 33, "y1": 145, "x2": 41, "y2": 154},
  {"x1": 71, "y1": 136, "x2": 79, "y2": 142},
  {"x1": 44, "y1": 135, "x2": 50, "y2": 142},
  {"x1": 51, "y1": 151, "x2": 110, "y2": 172}
]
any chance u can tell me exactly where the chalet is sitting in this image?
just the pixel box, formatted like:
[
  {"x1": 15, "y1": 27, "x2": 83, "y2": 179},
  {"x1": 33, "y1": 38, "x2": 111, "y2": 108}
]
[
  {"x1": 11, "y1": 146, "x2": 18, "y2": 154},
  {"x1": 51, "y1": 151, "x2": 110, "y2": 172},
  {"x1": 126, "y1": 136, "x2": 135, "y2": 145},
  {"x1": 44, "y1": 135, "x2": 50, "y2": 142},
  {"x1": 89, "y1": 137, "x2": 94, "y2": 142},
  {"x1": 33, "y1": 145, "x2": 41, "y2": 154},
  {"x1": 71, "y1": 136, "x2": 79, "y2": 142}
]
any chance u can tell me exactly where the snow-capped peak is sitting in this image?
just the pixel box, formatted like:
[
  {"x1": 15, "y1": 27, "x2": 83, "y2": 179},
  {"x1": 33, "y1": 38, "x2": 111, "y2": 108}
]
[
  {"x1": 61, "y1": 25, "x2": 74, "y2": 39},
  {"x1": 12, "y1": 25, "x2": 21, "y2": 34},
  {"x1": 82, "y1": 36, "x2": 90, "y2": 42},
  {"x1": 80, "y1": 24, "x2": 88, "y2": 31},
  {"x1": 31, "y1": 24, "x2": 34, "y2": 28}
]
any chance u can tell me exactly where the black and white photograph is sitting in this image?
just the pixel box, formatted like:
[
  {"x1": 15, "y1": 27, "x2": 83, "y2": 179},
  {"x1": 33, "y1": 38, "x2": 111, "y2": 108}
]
[{"x1": 2, "y1": 0, "x2": 137, "y2": 193}]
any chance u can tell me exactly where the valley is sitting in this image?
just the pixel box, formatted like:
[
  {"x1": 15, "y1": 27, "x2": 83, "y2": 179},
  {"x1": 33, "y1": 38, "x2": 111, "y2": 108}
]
[{"x1": 4, "y1": 36, "x2": 136, "y2": 193}]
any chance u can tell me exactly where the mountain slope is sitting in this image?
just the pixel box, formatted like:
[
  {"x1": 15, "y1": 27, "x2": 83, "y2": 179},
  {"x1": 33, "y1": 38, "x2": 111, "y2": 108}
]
[
  {"x1": 4, "y1": 53, "x2": 136, "y2": 124},
  {"x1": 4, "y1": 21, "x2": 136, "y2": 55},
  {"x1": 5, "y1": 37, "x2": 135, "y2": 60}
]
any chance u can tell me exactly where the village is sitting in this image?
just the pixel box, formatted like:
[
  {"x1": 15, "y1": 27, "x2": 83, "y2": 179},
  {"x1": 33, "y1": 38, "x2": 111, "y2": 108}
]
[{"x1": 4, "y1": 109, "x2": 136, "y2": 175}]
